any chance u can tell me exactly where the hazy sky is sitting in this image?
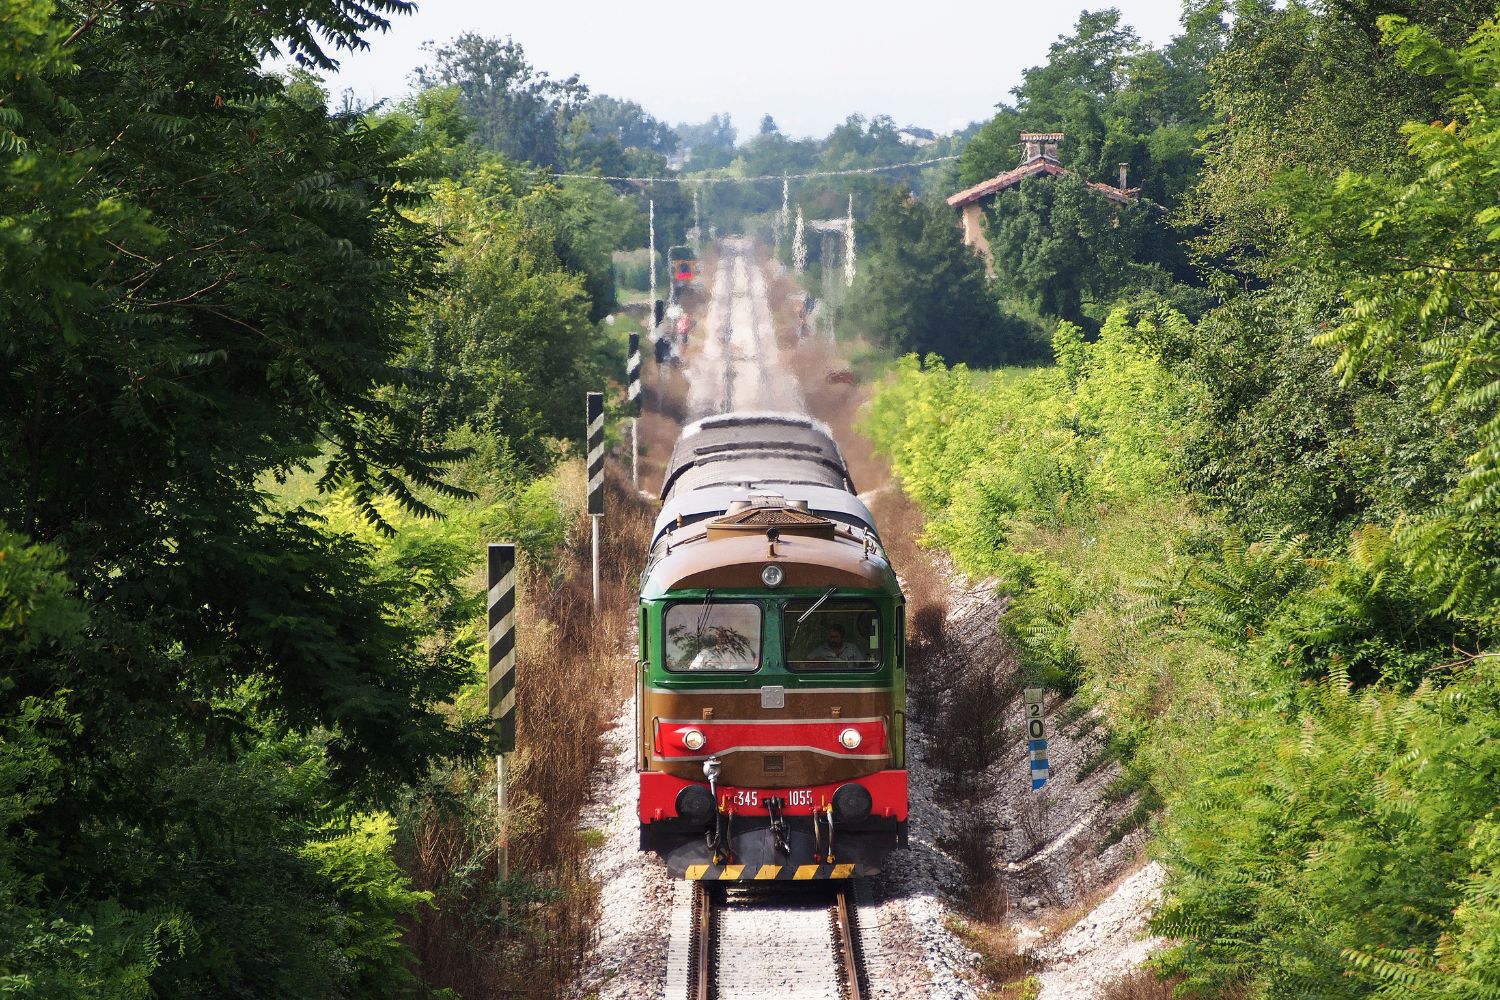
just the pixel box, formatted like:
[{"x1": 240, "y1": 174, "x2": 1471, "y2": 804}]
[{"x1": 316, "y1": 0, "x2": 1187, "y2": 139}]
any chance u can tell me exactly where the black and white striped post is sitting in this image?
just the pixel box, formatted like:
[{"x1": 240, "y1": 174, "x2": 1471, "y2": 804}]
[
  {"x1": 627, "y1": 332, "x2": 641, "y2": 489},
  {"x1": 587, "y1": 391, "x2": 604, "y2": 609},
  {"x1": 487, "y1": 543, "x2": 517, "y2": 879}
]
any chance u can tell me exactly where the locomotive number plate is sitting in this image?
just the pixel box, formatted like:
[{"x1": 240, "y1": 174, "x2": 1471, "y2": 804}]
[
  {"x1": 729, "y1": 788, "x2": 816, "y2": 808},
  {"x1": 760, "y1": 686, "x2": 785, "y2": 709}
]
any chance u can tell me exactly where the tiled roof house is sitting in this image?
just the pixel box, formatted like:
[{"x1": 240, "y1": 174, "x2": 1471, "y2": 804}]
[{"x1": 947, "y1": 133, "x2": 1138, "y2": 269}]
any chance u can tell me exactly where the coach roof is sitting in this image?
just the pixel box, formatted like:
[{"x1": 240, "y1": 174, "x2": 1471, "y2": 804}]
[{"x1": 662, "y1": 412, "x2": 853, "y2": 501}]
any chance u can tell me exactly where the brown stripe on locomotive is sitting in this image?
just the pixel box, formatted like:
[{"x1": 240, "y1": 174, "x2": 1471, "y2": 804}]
[
  {"x1": 642, "y1": 687, "x2": 898, "y2": 786},
  {"x1": 645, "y1": 512, "x2": 889, "y2": 593}
]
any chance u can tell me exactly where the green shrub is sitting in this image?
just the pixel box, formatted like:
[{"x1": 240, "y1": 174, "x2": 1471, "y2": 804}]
[
  {"x1": 869, "y1": 297, "x2": 1500, "y2": 997},
  {"x1": 1153, "y1": 662, "x2": 1500, "y2": 998}
]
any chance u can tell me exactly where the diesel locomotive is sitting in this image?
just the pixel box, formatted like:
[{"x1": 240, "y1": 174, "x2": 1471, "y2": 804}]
[
  {"x1": 668, "y1": 245, "x2": 700, "y2": 300},
  {"x1": 636, "y1": 412, "x2": 908, "y2": 880}
]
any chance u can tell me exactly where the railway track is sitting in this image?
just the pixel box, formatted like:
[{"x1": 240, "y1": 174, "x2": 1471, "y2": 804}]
[
  {"x1": 675, "y1": 880, "x2": 869, "y2": 1000},
  {"x1": 686, "y1": 240, "x2": 802, "y2": 420}
]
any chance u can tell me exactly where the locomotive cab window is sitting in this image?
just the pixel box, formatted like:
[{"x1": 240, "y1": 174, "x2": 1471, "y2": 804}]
[
  {"x1": 783, "y1": 597, "x2": 881, "y2": 672},
  {"x1": 663, "y1": 601, "x2": 762, "y2": 672}
]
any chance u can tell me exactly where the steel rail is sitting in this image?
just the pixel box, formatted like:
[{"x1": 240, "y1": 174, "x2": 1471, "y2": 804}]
[
  {"x1": 691, "y1": 882, "x2": 714, "y2": 1000},
  {"x1": 686, "y1": 880, "x2": 867, "y2": 1000},
  {"x1": 832, "y1": 883, "x2": 866, "y2": 1000}
]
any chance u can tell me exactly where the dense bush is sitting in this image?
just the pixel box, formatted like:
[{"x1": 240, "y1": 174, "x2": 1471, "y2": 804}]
[
  {"x1": 869, "y1": 297, "x2": 1497, "y2": 996},
  {"x1": 1155, "y1": 663, "x2": 1500, "y2": 998}
]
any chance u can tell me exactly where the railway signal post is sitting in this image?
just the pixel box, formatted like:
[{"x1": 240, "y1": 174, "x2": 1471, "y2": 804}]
[
  {"x1": 1024, "y1": 687, "x2": 1049, "y2": 790},
  {"x1": 628, "y1": 332, "x2": 641, "y2": 489},
  {"x1": 587, "y1": 391, "x2": 604, "y2": 609},
  {"x1": 487, "y1": 543, "x2": 518, "y2": 879}
]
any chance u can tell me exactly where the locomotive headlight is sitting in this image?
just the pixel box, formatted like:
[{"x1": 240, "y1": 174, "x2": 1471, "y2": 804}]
[
  {"x1": 761, "y1": 564, "x2": 784, "y2": 588},
  {"x1": 839, "y1": 728, "x2": 863, "y2": 750},
  {"x1": 681, "y1": 728, "x2": 707, "y2": 752}
]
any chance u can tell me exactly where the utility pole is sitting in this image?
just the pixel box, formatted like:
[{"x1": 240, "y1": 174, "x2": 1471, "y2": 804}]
[
  {"x1": 845, "y1": 193, "x2": 856, "y2": 288},
  {"x1": 648, "y1": 198, "x2": 656, "y2": 309}
]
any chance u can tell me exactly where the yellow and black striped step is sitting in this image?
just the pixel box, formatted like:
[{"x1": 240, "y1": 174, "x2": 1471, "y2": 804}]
[{"x1": 684, "y1": 862, "x2": 858, "y2": 880}]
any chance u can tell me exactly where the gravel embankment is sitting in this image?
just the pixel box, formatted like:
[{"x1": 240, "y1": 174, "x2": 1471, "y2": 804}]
[
  {"x1": 1034, "y1": 863, "x2": 1165, "y2": 1000},
  {"x1": 575, "y1": 706, "x2": 676, "y2": 1000}
]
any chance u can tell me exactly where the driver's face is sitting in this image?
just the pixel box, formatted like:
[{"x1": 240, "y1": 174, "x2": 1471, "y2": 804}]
[{"x1": 827, "y1": 630, "x2": 842, "y2": 649}]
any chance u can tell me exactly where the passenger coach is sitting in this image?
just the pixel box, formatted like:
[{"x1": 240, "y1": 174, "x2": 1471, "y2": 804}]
[{"x1": 636, "y1": 412, "x2": 908, "y2": 880}]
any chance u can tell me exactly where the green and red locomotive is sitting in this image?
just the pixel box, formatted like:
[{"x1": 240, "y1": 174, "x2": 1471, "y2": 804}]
[
  {"x1": 636, "y1": 412, "x2": 908, "y2": 881},
  {"x1": 668, "y1": 245, "x2": 700, "y2": 298}
]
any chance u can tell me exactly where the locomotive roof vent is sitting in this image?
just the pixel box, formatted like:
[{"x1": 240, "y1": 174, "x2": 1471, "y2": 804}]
[
  {"x1": 725, "y1": 495, "x2": 810, "y2": 515},
  {"x1": 706, "y1": 497, "x2": 834, "y2": 541}
]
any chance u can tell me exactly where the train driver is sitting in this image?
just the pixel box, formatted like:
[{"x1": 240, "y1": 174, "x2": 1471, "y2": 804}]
[{"x1": 807, "y1": 624, "x2": 863, "y2": 664}]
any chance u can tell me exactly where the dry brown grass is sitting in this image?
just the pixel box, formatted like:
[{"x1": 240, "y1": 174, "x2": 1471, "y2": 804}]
[
  {"x1": 949, "y1": 918, "x2": 1040, "y2": 992},
  {"x1": 1041, "y1": 865, "x2": 1131, "y2": 939},
  {"x1": 937, "y1": 814, "x2": 1010, "y2": 922},
  {"x1": 1098, "y1": 970, "x2": 1186, "y2": 999},
  {"x1": 399, "y1": 459, "x2": 655, "y2": 998},
  {"x1": 512, "y1": 462, "x2": 652, "y2": 859}
]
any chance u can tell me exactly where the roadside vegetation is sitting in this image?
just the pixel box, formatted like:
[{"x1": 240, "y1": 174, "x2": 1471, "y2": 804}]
[
  {"x1": 864, "y1": 4, "x2": 1500, "y2": 997},
  {"x1": 7, "y1": 0, "x2": 1498, "y2": 994},
  {"x1": 0, "y1": 1, "x2": 653, "y2": 995}
]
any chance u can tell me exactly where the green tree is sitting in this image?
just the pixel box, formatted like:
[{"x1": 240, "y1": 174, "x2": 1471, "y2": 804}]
[
  {"x1": 578, "y1": 94, "x2": 678, "y2": 154},
  {"x1": 405, "y1": 175, "x2": 600, "y2": 467},
  {"x1": 985, "y1": 172, "x2": 1163, "y2": 327},
  {"x1": 675, "y1": 113, "x2": 737, "y2": 168},
  {"x1": 1185, "y1": 0, "x2": 1481, "y2": 274},
  {"x1": 0, "y1": 0, "x2": 486, "y2": 992},
  {"x1": 850, "y1": 189, "x2": 1043, "y2": 365},
  {"x1": 415, "y1": 33, "x2": 586, "y2": 168},
  {"x1": 1152, "y1": 282, "x2": 1471, "y2": 542},
  {"x1": 1013, "y1": 8, "x2": 1144, "y2": 119},
  {"x1": 1277, "y1": 13, "x2": 1500, "y2": 612},
  {"x1": 957, "y1": 7, "x2": 1219, "y2": 325}
]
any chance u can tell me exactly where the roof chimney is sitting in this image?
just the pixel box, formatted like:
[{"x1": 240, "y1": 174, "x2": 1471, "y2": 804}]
[
  {"x1": 1019, "y1": 132, "x2": 1065, "y2": 164},
  {"x1": 1118, "y1": 162, "x2": 1129, "y2": 189}
]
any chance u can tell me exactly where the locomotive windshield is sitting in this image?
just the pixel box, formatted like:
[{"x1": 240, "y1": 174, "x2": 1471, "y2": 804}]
[
  {"x1": 664, "y1": 601, "x2": 762, "y2": 672},
  {"x1": 783, "y1": 598, "x2": 881, "y2": 672}
]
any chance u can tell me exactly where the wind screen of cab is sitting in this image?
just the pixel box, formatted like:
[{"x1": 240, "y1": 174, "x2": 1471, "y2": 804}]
[
  {"x1": 783, "y1": 599, "x2": 880, "y2": 671},
  {"x1": 664, "y1": 601, "x2": 761, "y2": 672}
]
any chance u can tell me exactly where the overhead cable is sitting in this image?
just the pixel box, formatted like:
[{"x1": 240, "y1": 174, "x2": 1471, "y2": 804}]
[{"x1": 541, "y1": 155, "x2": 959, "y2": 185}]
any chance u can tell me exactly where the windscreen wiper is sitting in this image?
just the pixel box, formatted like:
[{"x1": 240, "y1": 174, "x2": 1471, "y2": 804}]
[
  {"x1": 695, "y1": 588, "x2": 715, "y2": 643},
  {"x1": 797, "y1": 586, "x2": 838, "y2": 624}
]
